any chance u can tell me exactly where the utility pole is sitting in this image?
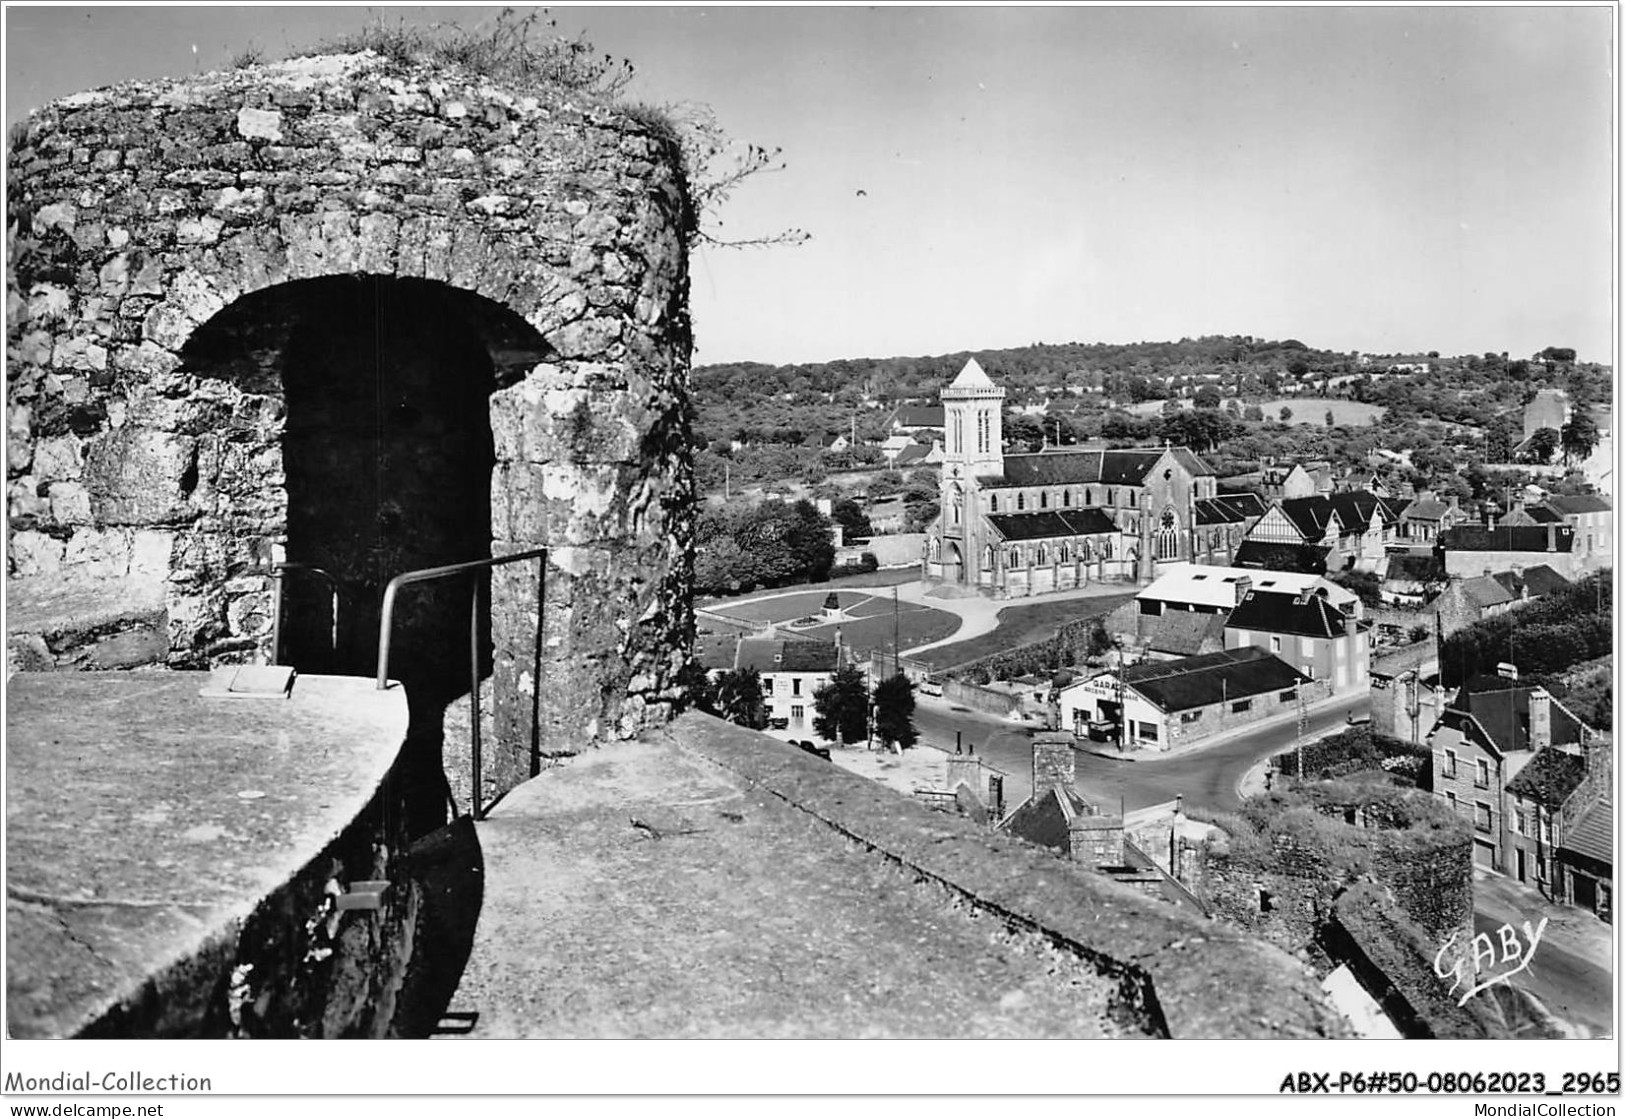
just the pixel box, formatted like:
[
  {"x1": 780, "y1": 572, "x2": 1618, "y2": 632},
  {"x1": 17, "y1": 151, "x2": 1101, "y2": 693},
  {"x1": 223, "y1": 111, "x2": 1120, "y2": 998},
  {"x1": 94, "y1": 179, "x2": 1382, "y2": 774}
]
[{"x1": 892, "y1": 586, "x2": 900, "y2": 679}]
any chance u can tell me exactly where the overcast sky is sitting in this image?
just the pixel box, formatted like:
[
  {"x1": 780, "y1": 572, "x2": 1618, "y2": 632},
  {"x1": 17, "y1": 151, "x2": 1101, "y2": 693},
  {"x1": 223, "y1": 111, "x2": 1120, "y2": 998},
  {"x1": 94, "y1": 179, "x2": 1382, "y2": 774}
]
[{"x1": 5, "y1": 4, "x2": 1615, "y2": 367}]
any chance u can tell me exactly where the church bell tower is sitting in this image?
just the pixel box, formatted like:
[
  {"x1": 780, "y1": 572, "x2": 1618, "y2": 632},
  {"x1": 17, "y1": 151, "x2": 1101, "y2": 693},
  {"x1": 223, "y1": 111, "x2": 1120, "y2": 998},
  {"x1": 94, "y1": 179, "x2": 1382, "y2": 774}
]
[
  {"x1": 941, "y1": 358, "x2": 1005, "y2": 477},
  {"x1": 936, "y1": 359, "x2": 1005, "y2": 588}
]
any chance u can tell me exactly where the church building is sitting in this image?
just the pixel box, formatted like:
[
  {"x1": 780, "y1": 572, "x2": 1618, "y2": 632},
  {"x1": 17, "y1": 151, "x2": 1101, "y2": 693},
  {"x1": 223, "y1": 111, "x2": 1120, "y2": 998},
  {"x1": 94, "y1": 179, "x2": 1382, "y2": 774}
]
[{"x1": 924, "y1": 360, "x2": 1224, "y2": 597}]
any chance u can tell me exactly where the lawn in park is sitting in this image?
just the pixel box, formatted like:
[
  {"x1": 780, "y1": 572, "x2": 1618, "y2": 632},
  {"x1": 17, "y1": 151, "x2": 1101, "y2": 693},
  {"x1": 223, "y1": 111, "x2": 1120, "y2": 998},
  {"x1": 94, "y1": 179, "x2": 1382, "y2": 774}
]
[
  {"x1": 912, "y1": 592, "x2": 1136, "y2": 672},
  {"x1": 702, "y1": 588, "x2": 961, "y2": 653}
]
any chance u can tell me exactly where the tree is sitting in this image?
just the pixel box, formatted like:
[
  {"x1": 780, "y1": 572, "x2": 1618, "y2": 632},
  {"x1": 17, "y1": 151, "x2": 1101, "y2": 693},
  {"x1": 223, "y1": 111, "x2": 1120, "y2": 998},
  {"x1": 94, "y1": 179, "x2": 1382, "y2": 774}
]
[
  {"x1": 1526, "y1": 427, "x2": 1560, "y2": 465},
  {"x1": 713, "y1": 668, "x2": 767, "y2": 729},
  {"x1": 1279, "y1": 406, "x2": 1294, "y2": 423},
  {"x1": 1536, "y1": 346, "x2": 1577, "y2": 371},
  {"x1": 1243, "y1": 404, "x2": 1265, "y2": 422},
  {"x1": 1560, "y1": 411, "x2": 1600, "y2": 465},
  {"x1": 1003, "y1": 412, "x2": 1046, "y2": 451},
  {"x1": 1328, "y1": 569, "x2": 1381, "y2": 610},
  {"x1": 1193, "y1": 384, "x2": 1222, "y2": 409},
  {"x1": 674, "y1": 660, "x2": 717, "y2": 715},
  {"x1": 871, "y1": 673, "x2": 918, "y2": 751},
  {"x1": 813, "y1": 664, "x2": 870, "y2": 745},
  {"x1": 830, "y1": 497, "x2": 873, "y2": 540}
]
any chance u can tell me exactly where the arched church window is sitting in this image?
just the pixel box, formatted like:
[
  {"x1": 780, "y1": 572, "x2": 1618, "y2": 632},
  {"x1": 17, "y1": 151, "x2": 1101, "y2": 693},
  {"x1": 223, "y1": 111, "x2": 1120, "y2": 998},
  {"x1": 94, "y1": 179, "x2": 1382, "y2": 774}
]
[
  {"x1": 1059, "y1": 541, "x2": 1071, "y2": 563},
  {"x1": 1156, "y1": 506, "x2": 1180, "y2": 561},
  {"x1": 1107, "y1": 488, "x2": 1115, "y2": 506},
  {"x1": 1017, "y1": 493, "x2": 1025, "y2": 511},
  {"x1": 984, "y1": 545, "x2": 996, "y2": 569},
  {"x1": 951, "y1": 484, "x2": 963, "y2": 526},
  {"x1": 929, "y1": 536, "x2": 941, "y2": 562},
  {"x1": 1037, "y1": 543, "x2": 1048, "y2": 564},
  {"x1": 1040, "y1": 491, "x2": 1048, "y2": 509},
  {"x1": 1086, "y1": 488, "x2": 1094, "y2": 505},
  {"x1": 1008, "y1": 547, "x2": 1021, "y2": 568},
  {"x1": 1063, "y1": 490, "x2": 1071, "y2": 507},
  {"x1": 990, "y1": 494, "x2": 999, "y2": 512},
  {"x1": 1082, "y1": 539, "x2": 1093, "y2": 562}
]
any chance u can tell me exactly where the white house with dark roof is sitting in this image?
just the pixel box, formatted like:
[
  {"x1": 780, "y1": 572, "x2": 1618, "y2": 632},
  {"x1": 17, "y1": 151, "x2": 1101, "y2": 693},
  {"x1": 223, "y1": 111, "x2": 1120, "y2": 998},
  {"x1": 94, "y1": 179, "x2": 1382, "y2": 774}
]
[
  {"x1": 733, "y1": 638, "x2": 842, "y2": 738},
  {"x1": 925, "y1": 360, "x2": 1220, "y2": 597},
  {"x1": 1223, "y1": 587, "x2": 1370, "y2": 696}
]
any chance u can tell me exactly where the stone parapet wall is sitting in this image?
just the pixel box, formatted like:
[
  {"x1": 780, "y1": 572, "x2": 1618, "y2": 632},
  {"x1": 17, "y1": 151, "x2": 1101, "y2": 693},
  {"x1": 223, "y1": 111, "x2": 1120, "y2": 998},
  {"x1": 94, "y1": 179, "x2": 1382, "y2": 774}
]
[{"x1": 8, "y1": 51, "x2": 695, "y2": 787}]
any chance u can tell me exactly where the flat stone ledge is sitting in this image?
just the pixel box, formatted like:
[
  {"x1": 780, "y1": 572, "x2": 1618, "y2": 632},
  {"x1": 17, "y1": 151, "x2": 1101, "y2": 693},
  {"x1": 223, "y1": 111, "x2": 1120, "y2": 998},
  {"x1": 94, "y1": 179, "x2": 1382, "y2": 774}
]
[
  {"x1": 6, "y1": 571, "x2": 165, "y2": 641},
  {"x1": 669, "y1": 711, "x2": 1349, "y2": 1040},
  {"x1": 5, "y1": 672, "x2": 409, "y2": 1038}
]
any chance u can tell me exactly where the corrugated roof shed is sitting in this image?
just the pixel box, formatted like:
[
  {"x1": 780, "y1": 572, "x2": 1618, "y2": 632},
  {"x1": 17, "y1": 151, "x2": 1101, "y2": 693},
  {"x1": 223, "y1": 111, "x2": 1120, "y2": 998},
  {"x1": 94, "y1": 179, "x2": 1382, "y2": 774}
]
[{"x1": 1121, "y1": 646, "x2": 1308, "y2": 713}]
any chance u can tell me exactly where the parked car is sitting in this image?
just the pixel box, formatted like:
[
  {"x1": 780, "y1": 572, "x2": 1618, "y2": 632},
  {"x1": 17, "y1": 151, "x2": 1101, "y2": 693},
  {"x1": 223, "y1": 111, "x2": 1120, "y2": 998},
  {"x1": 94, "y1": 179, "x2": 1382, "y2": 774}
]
[{"x1": 919, "y1": 680, "x2": 943, "y2": 697}]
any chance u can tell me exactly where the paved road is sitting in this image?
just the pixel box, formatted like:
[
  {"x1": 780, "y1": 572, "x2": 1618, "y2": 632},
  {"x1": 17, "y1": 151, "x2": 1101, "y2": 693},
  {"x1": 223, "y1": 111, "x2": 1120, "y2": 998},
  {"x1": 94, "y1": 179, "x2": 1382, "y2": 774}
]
[
  {"x1": 1470, "y1": 911, "x2": 1612, "y2": 1038},
  {"x1": 913, "y1": 694, "x2": 1367, "y2": 813}
]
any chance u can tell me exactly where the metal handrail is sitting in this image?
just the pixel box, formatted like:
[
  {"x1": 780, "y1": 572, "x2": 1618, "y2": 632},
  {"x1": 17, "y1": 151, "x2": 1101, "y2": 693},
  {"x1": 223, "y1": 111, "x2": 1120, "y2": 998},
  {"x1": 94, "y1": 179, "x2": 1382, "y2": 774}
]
[
  {"x1": 241, "y1": 562, "x2": 342, "y2": 665},
  {"x1": 375, "y1": 547, "x2": 548, "y2": 820}
]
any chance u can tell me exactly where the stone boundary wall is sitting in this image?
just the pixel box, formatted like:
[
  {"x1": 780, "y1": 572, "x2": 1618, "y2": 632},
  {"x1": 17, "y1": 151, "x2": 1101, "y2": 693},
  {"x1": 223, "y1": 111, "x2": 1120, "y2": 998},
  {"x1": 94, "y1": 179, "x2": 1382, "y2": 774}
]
[
  {"x1": 941, "y1": 678, "x2": 1022, "y2": 718},
  {"x1": 672, "y1": 712, "x2": 1348, "y2": 1039},
  {"x1": 1371, "y1": 635, "x2": 1438, "y2": 677},
  {"x1": 7, "y1": 52, "x2": 696, "y2": 785}
]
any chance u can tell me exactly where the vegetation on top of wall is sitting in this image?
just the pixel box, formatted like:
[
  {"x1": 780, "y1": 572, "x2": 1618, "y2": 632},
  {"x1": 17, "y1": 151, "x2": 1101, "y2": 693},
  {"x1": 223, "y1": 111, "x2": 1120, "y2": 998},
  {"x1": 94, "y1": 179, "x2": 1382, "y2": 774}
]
[
  {"x1": 280, "y1": 8, "x2": 801, "y2": 250},
  {"x1": 1271, "y1": 725, "x2": 1432, "y2": 788},
  {"x1": 290, "y1": 8, "x2": 637, "y2": 101},
  {"x1": 1190, "y1": 782, "x2": 1469, "y2": 902}
]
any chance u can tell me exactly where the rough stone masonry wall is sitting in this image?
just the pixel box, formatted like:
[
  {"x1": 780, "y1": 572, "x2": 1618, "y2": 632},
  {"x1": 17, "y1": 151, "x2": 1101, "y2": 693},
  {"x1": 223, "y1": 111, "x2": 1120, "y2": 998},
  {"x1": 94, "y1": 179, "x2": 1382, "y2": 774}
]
[{"x1": 7, "y1": 52, "x2": 695, "y2": 782}]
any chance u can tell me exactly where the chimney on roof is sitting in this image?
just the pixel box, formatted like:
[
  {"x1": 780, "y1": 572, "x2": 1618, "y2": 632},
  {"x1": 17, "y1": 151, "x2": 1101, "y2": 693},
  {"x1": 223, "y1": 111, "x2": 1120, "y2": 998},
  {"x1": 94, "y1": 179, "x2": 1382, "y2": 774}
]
[
  {"x1": 1529, "y1": 686, "x2": 1552, "y2": 751},
  {"x1": 1032, "y1": 731, "x2": 1076, "y2": 794},
  {"x1": 1234, "y1": 575, "x2": 1252, "y2": 607},
  {"x1": 1547, "y1": 524, "x2": 1556, "y2": 551}
]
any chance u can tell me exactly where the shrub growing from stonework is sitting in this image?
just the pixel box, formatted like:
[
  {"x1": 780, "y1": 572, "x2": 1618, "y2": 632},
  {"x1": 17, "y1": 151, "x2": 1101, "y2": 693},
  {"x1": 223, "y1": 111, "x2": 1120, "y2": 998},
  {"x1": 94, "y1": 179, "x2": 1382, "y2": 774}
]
[{"x1": 714, "y1": 667, "x2": 767, "y2": 730}]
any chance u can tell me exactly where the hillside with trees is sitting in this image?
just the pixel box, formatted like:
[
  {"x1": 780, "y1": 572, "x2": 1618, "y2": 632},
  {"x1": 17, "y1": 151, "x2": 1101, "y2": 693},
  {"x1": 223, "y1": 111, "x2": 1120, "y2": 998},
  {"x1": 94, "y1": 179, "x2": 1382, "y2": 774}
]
[{"x1": 692, "y1": 337, "x2": 1610, "y2": 505}]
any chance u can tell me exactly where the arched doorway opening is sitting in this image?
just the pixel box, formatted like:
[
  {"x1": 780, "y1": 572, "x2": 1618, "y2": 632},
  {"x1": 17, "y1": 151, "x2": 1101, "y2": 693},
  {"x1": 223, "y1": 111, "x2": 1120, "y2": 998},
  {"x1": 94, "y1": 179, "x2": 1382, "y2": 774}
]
[{"x1": 180, "y1": 274, "x2": 553, "y2": 831}]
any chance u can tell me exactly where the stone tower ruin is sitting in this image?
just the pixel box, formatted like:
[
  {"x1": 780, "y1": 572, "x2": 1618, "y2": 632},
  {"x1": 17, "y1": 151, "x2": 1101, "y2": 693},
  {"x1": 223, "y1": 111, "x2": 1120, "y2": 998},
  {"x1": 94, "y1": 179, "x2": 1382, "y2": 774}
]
[{"x1": 6, "y1": 52, "x2": 697, "y2": 811}]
